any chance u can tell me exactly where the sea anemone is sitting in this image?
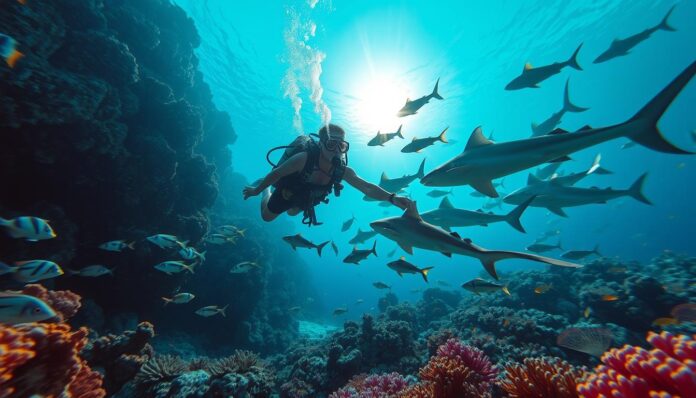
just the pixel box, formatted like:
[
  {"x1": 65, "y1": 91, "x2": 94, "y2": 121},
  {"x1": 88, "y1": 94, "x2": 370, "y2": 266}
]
[
  {"x1": 209, "y1": 350, "x2": 263, "y2": 376},
  {"x1": 133, "y1": 354, "x2": 187, "y2": 387},
  {"x1": 498, "y1": 357, "x2": 586, "y2": 398}
]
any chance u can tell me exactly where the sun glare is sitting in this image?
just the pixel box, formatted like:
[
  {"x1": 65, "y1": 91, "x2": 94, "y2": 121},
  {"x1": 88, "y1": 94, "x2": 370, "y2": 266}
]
[{"x1": 352, "y1": 74, "x2": 411, "y2": 136}]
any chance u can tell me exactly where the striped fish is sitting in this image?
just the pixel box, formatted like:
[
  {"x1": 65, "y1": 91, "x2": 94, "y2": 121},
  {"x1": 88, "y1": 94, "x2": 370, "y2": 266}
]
[
  {"x1": 14, "y1": 260, "x2": 64, "y2": 283},
  {"x1": 0, "y1": 293, "x2": 56, "y2": 324},
  {"x1": 147, "y1": 234, "x2": 187, "y2": 249},
  {"x1": 0, "y1": 216, "x2": 56, "y2": 241}
]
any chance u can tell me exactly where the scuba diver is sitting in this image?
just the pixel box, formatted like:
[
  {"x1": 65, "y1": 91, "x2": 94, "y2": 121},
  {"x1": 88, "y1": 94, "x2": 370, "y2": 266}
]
[{"x1": 242, "y1": 124, "x2": 413, "y2": 225}]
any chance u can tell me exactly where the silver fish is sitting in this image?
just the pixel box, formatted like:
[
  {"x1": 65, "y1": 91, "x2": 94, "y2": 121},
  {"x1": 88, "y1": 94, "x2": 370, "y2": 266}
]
[
  {"x1": 195, "y1": 305, "x2": 227, "y2": 317},
  {"x1": 0, "y1": 293, "x2": 56, "y2": 324}
]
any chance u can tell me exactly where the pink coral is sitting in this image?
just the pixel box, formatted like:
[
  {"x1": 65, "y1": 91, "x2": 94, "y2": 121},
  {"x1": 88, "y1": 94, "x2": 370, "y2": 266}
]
[
  {"x1": 329, "y1": 372, "x2": 411, "y2": 398},
  {"x1": 433, "y1": 338, "x2": 498, "y2": 384},
  {"x1": 498, "y1": 357, "x2": 585, "y2": 398},
  {"x1": 577, "y1": 331, "x2": 696, "y2": 398}
]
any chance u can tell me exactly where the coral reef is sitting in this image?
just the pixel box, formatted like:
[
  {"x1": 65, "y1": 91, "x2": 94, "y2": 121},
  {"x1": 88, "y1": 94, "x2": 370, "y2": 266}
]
[
  {"x1": 82, "y1": 321, "x2": 155, "y2": 394},
  {"x1": 498, "y1": 357, "x2": 586, "y2": 398},
  {"x1": 577, "y1": 331, "x2": 696, "y2": 397},
  {"x1": 0, "y1": 323, "x2": 105, "y2": 398},
  {"x1": 329, "y1": 372, "x2": 412, "y2": 398}
]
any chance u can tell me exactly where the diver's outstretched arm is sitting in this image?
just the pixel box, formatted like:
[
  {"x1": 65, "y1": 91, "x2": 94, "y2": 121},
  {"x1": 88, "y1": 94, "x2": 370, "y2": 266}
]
[
  {"x1": 343, "y1": 167, "x2": 412, "y2": 210},
  {"x1": 243, "y1": 152, "x2": 308, "y2": 199}
]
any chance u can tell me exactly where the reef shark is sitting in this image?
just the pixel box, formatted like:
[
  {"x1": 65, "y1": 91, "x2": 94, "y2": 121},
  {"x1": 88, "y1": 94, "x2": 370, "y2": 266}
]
[
  {"x1": 401, "y1": 128, "x2": 449, "y2": 153},
  {"x1": 397, "y1": 78, "x2": 443, "y2": 117},
  {"x1": 365, "y1": 159, "x2": 426, "y2": 198},
  {"x1": 546, "y1": 154, "x2": 612, "y2": 186},
  {"x1": 531, "y1": 78, "x2": 589, "y2": 136},
  {"x1": 370, "y1": 202, "x2": 581, "y2": 280},
  {"x1": 343, "y1": 240, "x2": 377, "y2": 264},
  {"x1": 421, "y1": 61, "x2": 696, "y2": 197},
  {"x1": 348, "y1": 228, "x2": 378, "y2": 245},
  {"x1": 282, "y1": 234, "x2": 329, "y2": 257},
  {"x1": 505, "y1": 44, "x2": 583, "y2": 90},
  {"x1": 420, "y1": 196, "x2": 534, "y2": 233},
  {"x1": 368, "y1": 125, "x2": 405, "y2": 146},
  {"x1": 503, "y1": 173, "x2": 651, "y2": 216},
  {"x1": 594, "y1": 5, "x2": 676, "y2": 64}
]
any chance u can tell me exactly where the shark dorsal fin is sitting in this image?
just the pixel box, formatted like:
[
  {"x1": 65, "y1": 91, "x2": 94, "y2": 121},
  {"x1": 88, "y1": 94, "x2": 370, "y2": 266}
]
[
  {"x1": 402, "y1": 201, "x2": 422, "y2": 221},
  {"x1": 465, "y1": 127, "x2": 493, "y2": 151},
  {"x1": 405, "y1": 98, "x2": 411, "y2": 104},
  {"x1": 411, "y1": 137, "x2": 417, "y2": 142},
  {"x1": 380, "y1": 172, "x2": 389, "y2": 182},
  {"x1": 439, "y1": 197, "x2": 454, "y2": 209},
  {"x1": 352, "y1": 245, "x2": 357, "y2": 252},
  {"x1": 575, "y1": 125, "x2": 593, "y2": 132},
  {"x1": 476, "y1": 209, "x2": 483, "y2": 213},
  {"x1": 450, "y1": 231, "x2": 461, "y2": 239},
  {"x1": 524, "y1": 62, "x2": 533, "y2": 71},
  {"x1": 527, "y1": 173, "x2": 543, "y2": 185}
]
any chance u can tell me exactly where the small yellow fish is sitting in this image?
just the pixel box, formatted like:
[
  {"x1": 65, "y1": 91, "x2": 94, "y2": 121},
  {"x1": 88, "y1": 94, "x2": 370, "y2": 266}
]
[
  {"x1": 652, "y1": 317, "x2": 679, "y2": 327},
  {"x1": 0, "y1": 34, "x2": 24, "y2": 68},
  {"x1": 601, "y1": 294, "x2": 619, "y2": 302},
  {"x1": 534, "y1": 284, "x2": 553, "y2": 294},
  {"x1": 584, "y1": 307, "x2": 591, "y2": 318}
]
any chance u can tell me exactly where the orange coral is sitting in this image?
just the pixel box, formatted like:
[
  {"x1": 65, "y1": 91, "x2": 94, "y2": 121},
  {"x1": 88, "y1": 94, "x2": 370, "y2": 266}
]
[
  {"x1": 577, "y1": 331, "x2": 696, "y2": 398},
  {"x1": 0, "y1": 326, "x2": 36, "y2": 398},
  {"x1": 20, "y1": 284, "x2": 82, "y2": 321},
  {"x1": 0, "y1": 323, "x2": 105, "y2": 398},
  {"x1": 498, "y1": 357, "x2": 586, "y2": 398}
]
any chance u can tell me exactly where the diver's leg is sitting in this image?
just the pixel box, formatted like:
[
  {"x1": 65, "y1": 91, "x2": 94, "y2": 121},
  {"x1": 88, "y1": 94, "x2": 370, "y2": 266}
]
[{"x1": 261, "y1": 188, "x2": 279, "y2": 222}]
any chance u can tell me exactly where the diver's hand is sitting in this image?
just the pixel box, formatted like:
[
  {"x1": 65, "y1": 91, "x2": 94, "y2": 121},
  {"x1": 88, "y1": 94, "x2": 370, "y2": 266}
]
[
  {"x1": 243, "y1": 186, "x2": 261, "y2": 200},
  {"x1": 392, "y1": 196, "x2": 413, "y2": 211}
]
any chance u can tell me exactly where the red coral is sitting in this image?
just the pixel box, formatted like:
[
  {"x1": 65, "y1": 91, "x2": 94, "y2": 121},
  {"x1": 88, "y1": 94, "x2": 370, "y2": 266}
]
[
  {"x1": 0, "y1": 323, "x2": 105, "y2": 398},
  {"x1": 21, "y1": 284, "x2": 82, "y2": 321},
  {"x1": 577, "y1": 331, "x2": 696, "y2": 398},
  {"x1": 498, "y1": 357, "x2": 585, "y2": 398}
]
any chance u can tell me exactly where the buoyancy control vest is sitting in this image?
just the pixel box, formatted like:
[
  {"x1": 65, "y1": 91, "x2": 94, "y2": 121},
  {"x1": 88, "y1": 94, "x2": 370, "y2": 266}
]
[{"x1": 265, "y1": 134, "x2": 347, "y2": 226}]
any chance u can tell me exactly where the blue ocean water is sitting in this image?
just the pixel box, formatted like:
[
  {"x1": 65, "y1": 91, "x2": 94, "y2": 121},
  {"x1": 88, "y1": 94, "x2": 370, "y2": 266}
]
[{"x1": 173, "y1": 0, "x2": 695, "y2": 320}]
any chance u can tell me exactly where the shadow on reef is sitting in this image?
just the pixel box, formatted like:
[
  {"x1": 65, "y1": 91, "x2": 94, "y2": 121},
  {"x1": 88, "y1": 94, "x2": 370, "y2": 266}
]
[{"x1": 0, "y1": 0, "x2": 317, "y2": 355}]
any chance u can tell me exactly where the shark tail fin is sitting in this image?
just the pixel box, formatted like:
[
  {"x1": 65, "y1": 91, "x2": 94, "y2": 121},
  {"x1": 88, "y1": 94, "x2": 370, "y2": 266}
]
[
  {"x1": 371, "y1": 240, "x2": 378, "y2": 256},
  {"x1": 431, "y1": 78, "x2": 444, "y2": 100},
  {"x1": 628, "y1": 173, "x2": 652, "y2": 205},
  {"x1": 505, "y1": 195, "x2": 534, "y2": 233},
  {"x1": 416, "y1": 158, "x2": 426, "y2": 179},
  {"x1": 397, "y1": 125, "x2": 405, "y2": 139},
  {"x1": 420, "y1": 267, "x2": 433, "y2": 283},
  {"x1": 626, "y1": 61, "x2": 695, "y2": 154},
  {"x1": 658, "y1": 5, "x2": 677, "y2": 32},
  {"x1": 566, "y1": 43, "x2": 583, "y2": 71},
  {"x1": 482, "y1": 250, "x2": 581, "y2": 280},
  {"x1": 316, "y1": 241, "x2": 330, "y2": 257},
  {"x1": 593, "y1": 244, "x2": 602, "y2": 257},
  {"x1": 563, "y1": 78, "x2": 589, "y2": 113},
  {"x1": 438, "y1": 127, "x2": 449, "y2": 143}
]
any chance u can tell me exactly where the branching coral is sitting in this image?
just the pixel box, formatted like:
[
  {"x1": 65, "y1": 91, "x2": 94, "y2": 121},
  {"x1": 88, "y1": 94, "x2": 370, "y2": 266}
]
[
  {"x1": 0, "y1": 323, "x2": 105, "y2": 398},
  {"x1": 208, "y1": 349, "x2": 263, "y2": 376},
  {"x1": 20, "y1": 284, "x2": 81, "y2": 321},
  {"x1": 498, "y1": 357, "x2": 586, "y2": 398},
  {"x1": 577, "y1": 331, "x2": 696, "y2": 397}
]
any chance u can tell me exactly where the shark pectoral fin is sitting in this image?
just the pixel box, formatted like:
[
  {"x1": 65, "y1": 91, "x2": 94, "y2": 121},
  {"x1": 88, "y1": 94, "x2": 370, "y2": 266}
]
[
  {"x1": 398, "y1": 242, "x2": 413, "y2": 255},
  {"x1": 441, "y1": 252, "x2": 452, "y2": 257},
  {"x1": 380, "y1": 172, "x2": 389, "y2": 183},
  {"x1": 548, "y1": 155, "x2": 571, "y2": 163},
  {"x1": 397, "y1": 271, "x2": 403, "y2": 277},
  {"x1": 402, "y1": 201, "x2": 422, "y2": 221},
  {"x1": 548, "y1": 207, "x2": 568, "y2": 217},
  {"x1": 471, "y1": 180, "x2": 499, "y2": 198}
]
